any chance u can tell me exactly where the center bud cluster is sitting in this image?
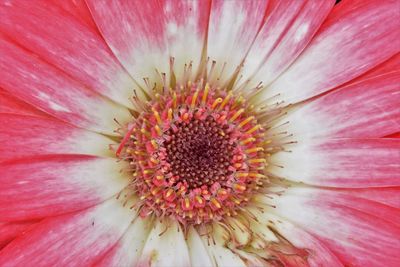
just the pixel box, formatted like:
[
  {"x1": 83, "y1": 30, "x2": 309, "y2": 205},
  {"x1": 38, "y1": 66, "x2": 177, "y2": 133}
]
[{"x1": 118, "y1": 82, "x2": 267, "y2": 225}]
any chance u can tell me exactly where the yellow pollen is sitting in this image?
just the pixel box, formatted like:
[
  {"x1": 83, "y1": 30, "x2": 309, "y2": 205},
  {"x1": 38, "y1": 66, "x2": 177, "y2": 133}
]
[
  {"x1": 240, "y1": 137, "x2": 256, "y2": 145},
  {"x1": 191, "y1": 89, "x2": 199, "y2": 108},
  {"x1": 151, "y1": 140, "x2": 158, "y2": 149},
  {"x1": 246, "y1": 124, "x2": 262, "y2": 135},
  {"x1": 211, "y1": 98, "x2": 223, "y2": 109},
  {"x1": 202, "y1": 83, "x2": 210, "y2": 104},
  {"x1": 152, "y1": 108, "x2": 162, "y2": 125},
  {"x1": 219, "y1": 91, "x2": 232, "y2": 110},
  {"x1": 248, "y1": 158, "x2": 266, "y2": 164},
  {"x1": 154, "y1": 125, "x2": 162, "y2": 136},
  {"x1": 238, "y1": 116, "x2": 255, "y2": 128},
  {"x1": 211, "y1": 198, "x2": 221, "y2": 209},
  {"x1": 167, "y1": 108, "x2": 173, "y2": 121},
  {"x1": 229, "y1": 108, "x2": 244, "y2": 122},
  {"x1": 245, "y1": 147, "x2": 264, "y2": 153}
]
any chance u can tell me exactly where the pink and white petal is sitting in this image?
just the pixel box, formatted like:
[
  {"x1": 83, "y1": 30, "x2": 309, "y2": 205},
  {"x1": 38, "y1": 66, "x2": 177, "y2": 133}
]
[
  {"x1": 270, "y1": 138, "x2": 400, "y2": 187},
  {"x1": 206, "y1": 0, "x2": 268, "y2": 85},
  {"x1": 137, "y1": 220, "x2": 190, "y2": 267},
  {"x1": 275, "y1": 72, "x2": 400, "y2": 139},
  {"x1": 0, "y1": 221, "x2": 38, "y2": 249},
  {"x1": 244, "y1": 0, "x2": 335, "y2": 87},
  {"x1": 87, "y1": 0, "x2": 209, "y2": 89},
  {"x1": 0, "y1": 198, "x2": 136, "y2": 266},
  {"x1": 158, "y1": 0, "x2": 210, "y2": 81},
  {"x1": 347, "y1": 52, "x2": 400, "y2": 82},
  {"x1": 0, "y1": 114, "x2": 114, "y2": 160},
  {"x1": 265, "y1": 214, "x2": 344, "y2": 267},
  {"x1": 0, "y1": 1, "x2": 136, "y2": 107},
  {"x1": 264, "y1": 0, "x2": 400, "y2": 104},
  {"x1": 95, "y1": 217, "x2": 153, "y2": 267},
  {"x1": 0, "y1": 37, "x2": 131, "y2": 135},
  {"x1": 337, "y1": 187, "x2": 400, "y2": 209},
  {"x1": 0, "y1": 155, "x2": 129, "y2": 221},
  {"x1": 86, "y1": 0, "x2": 167, "y2": 89},
  {"x1": 0, "y1": 88, "x2": 45, "y2": 117},
  {"x1": 187, "y1": 227, "x2": 215, "y2": 267},
  {"x1": 266, "y1": 187, "x2": 400, "y2": 267}
]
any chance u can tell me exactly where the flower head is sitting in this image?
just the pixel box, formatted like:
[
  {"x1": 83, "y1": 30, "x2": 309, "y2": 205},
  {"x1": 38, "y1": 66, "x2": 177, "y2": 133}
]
[{"x1": 0, "y1": 0, "x2": 399, "y2": 266}]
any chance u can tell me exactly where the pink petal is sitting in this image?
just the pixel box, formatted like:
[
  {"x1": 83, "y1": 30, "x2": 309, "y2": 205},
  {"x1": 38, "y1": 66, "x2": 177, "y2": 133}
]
[
  {"x1": 0, "y1": 155, "x2": 129, "y2": 221},
  {"x1": 338, "y1": 187, "x2": 400, "y2": 209},
  {"x1": 0, "y1": 1, "x2": 135, "y2": 107},
  {"x1": 0, "y1": 36, "x2": 131, "y2": 135},
  {"x1": 206, "y1": 0, "x2": 268, "y2": 84},
  {"x1": 52, "y1": 0, "x2": 98, "y2": 31},
  {"x1": 0, "y1": 198, "x2": 136, "y2": 266},
  {"x1": 270, "y1": 138, "x2": 400, "y2": 187},
  {"x1": 266, "y1": 187, "x2": 400, "y2": 267},
  {"x1": 244, "y1": 0, "x2": 335, "y2": 86},
  {"x1": 276, "y1": 72, "x2": 400, "y2": 139},
  {"x1": 95, "y1": 217, "x2": 152, "y2": 267},
  {"x1": 137, "y1": 220, "x2": 191, "y2": 267},
  {"x1": 0, "y1": 89, "x2": 45, "y2": 117},
  {"x1": 0, "y1": 221, "x2": 38, "y2": 249},
  {"x1": 86, "y1": 0, "x2": 209, "y2": 87},
  {"x1": 265, "y1": 0, "x2": 400, "y2": 104},
  {"x1": 0, "y1": 114, "x2": 114, "y2": 160}
]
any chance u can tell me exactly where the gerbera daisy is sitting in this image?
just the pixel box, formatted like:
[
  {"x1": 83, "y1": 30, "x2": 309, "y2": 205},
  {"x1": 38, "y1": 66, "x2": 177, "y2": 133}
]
[{"x1": 0, "y1": 0, "x2": 399, "y2": 266}]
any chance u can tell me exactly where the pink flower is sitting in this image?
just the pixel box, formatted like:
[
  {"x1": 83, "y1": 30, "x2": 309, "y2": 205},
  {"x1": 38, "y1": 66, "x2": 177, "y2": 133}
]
[{"x1": 0, "y1": 0, "x2": 399, "y2": 266}]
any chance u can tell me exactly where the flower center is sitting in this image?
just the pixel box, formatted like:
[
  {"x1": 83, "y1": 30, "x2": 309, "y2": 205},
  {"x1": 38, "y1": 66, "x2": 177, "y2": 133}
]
[{"x1": 117, "y1": 82, "x2": 269, "y2": 226}]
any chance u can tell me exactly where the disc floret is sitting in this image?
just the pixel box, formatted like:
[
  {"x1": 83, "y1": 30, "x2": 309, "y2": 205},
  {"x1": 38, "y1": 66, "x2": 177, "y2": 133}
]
[{"x1": 117, "y1": 82, "x2": 269, "y2": 226}]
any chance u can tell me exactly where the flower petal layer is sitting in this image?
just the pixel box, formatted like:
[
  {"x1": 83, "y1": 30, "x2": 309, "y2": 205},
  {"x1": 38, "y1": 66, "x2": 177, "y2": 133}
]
[
  {"x1": 137, "y1": 220, "x2": 191, "y2": 267},
  {"x1": 86, "y1": 0, "x2": 209, "y2": 89},
  {"x1": 0, "y1": 0, "x2": 135, "y2": 107},
  {"x1": 339, "y1": 187, "x2": 400, "y2": 209},
  {"x1": 244, "y1": 0, "x2": 335, "y2": 86},
  {"x1": 95, "y1": 217, "x2": 152, "y2": 267},
  {"x1": 275, "y1": 72, "x2": 400, "y2": 139},
  {"x1": 206, "y1": 0, "x2": 268, "y2": 84},
  {"x1": 270, "y1": 216, "x2": 344, "y2": 267},
  {"x1": 0, "y1": 155, "x2": 129, "y2": 221},
  {"x1": 187, "y1": 227, "x2": 215, "y2": 267},
  {"x1": 265, "y1": 187, "x2": 400, "y2": 267},
  {"x1": 264, "y1": 0, "x2": 400, "y2": 104},
  {"x1": 0, "y1": 36, "x2": 131, "y2": 135},
  {"x1": 0, "y1": 221, "x2": 38, "y2": 249},
  {"x1": 0, "y1": 89, "x2": 44, "y2": 117},
  {"x1": 0, "y1": 114, "x2": 114, "y2": 160},
  {"x1": 270, "y1": 138, "x2": 400, "y2": 187},
  {"x1": 0, "y1": 198, "x2": 135, "y2": 266}
]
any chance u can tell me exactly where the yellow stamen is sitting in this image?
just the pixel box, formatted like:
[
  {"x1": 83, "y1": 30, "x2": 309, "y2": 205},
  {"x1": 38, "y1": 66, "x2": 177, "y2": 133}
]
[
  {"x1": 202, "y1": 83, "x2": 210, "y2": 104},
  {"x1": 219, "y1": 91, "x2": 232, "y2": 109},
  {"x1": 167, "y1": 108, "x2": 173, "y2": 121},
  {"x1": 246, "y1": 124, "x2": 262, "y2": 134},
  {"x1": 152, "y1": 108, "x2": 162, "y2": 125},
  {"x1": 211, "y1": 98, "x2": 223, "y2": 109},
  {"x1": 191, "y1": 89, "x2": 199, "y2": 108},
  {"x1": 151, "y1": 140, "x2": 158, "y2": 149},
  {"x1": 155, "y1": 125, "x2": 162, "y2": 136},
  {"x1": 245, "y1": 147, "x2": 264, "y2": 153},
  {"x1": 229, "y1": 108, "x2": 244, "y2": 122},
  {"x1": 238, "y1": 116, "x2": 255, "y2": 128},
  {"x1": 240, "y1": 137, "x2": 256, "y2": 145},
  {"x1": 248, "y1": 158, "x2": 266, "y2": 164}
]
